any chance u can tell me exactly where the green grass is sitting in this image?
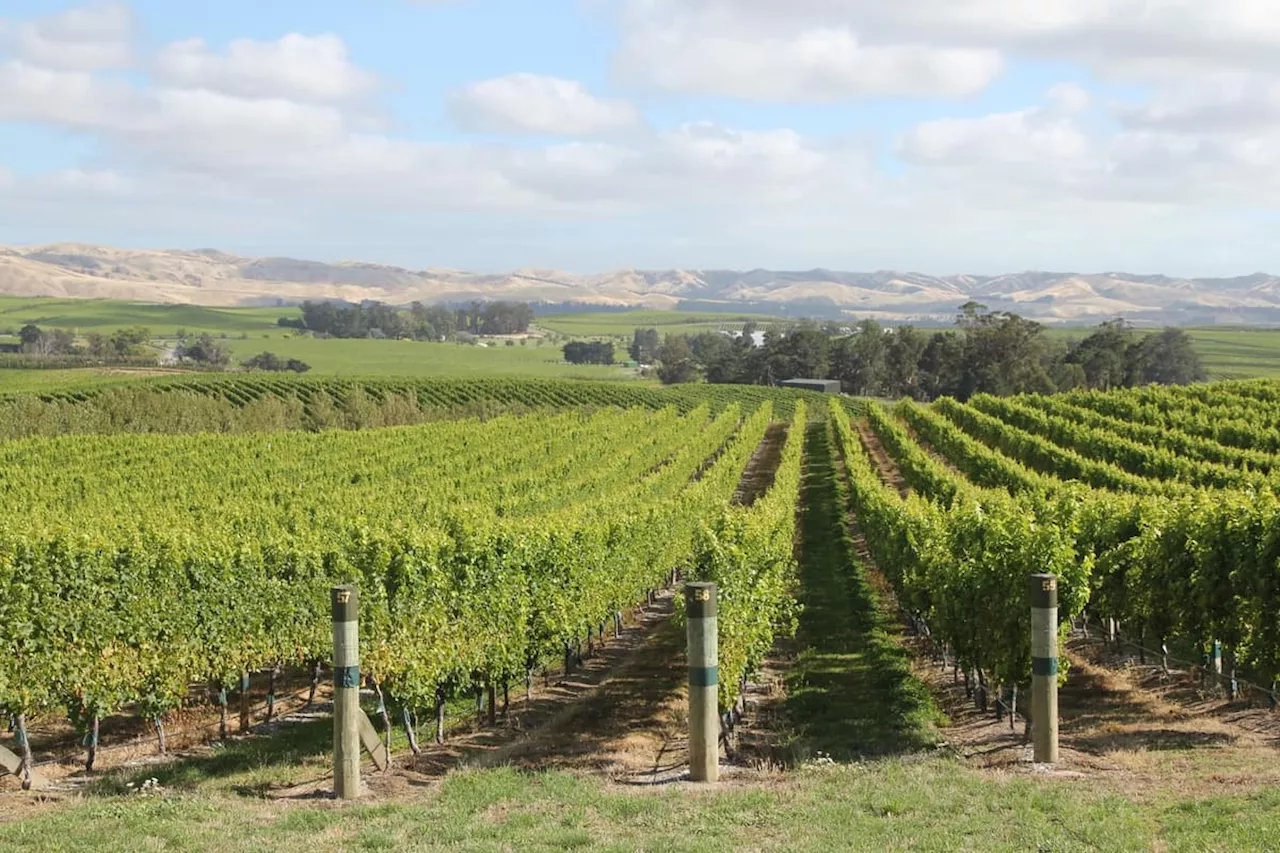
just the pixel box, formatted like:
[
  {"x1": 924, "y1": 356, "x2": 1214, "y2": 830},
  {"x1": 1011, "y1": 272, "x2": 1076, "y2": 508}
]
[
  {"x1": 0, "y1": 368, "x2": 165, "y2": 395},
  {"x1": 785, "y1": 420, "x2": 944, "y2": 759},
  {"x1": 222, "y1": 337, "x2": 635, "y2": 380},
  {"x1": 6, "y1": 294, "x2": 1280, "y2": 381},
  {"x1": 0, "y1": 335, "x2": 638, "y2": 393},
  {"x1": 536, "y1": 310, "x2": 783, "y2": 339},
  {"x1": 0, "y1": 296, "x2": 294, "y2": 336},
  {"x1": 1180, "y1": 328, "x2": 1280, "y2": 379},
  {"x1": 1043, "y1": 325, "x2": 1280, "y2": 381},
  {"x1": 8, "y1": 757, "x2": 1279, "y2": 851}
]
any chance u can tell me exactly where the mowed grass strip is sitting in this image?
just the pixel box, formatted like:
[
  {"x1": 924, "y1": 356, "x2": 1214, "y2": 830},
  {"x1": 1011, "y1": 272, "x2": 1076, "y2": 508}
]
[
  {"x1": 5, "y1": 711, "x2": 1278, "y2": 850},
  {"x1": 784, "y1": 420, "x2": 943, "y2": 761},
  {"x1": 0, "y1": 761, "x2": 1172, "y2": 853}
]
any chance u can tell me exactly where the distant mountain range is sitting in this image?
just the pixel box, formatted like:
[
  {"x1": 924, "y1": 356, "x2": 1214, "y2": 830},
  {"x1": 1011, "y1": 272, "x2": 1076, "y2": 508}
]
[{"x1": 4, "y1": 243, "x2": 1280, "y2": 325}]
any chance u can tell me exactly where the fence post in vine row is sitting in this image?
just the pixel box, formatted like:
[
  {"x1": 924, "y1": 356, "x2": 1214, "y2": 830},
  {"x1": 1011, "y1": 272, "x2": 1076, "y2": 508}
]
[
  {"x1": 1030, "y1": 573, "x2": 1059, "y2": 765},
  {"x1": 332, "y1": 584, "x2": 361, "y2": 800},
  {"x1": 686, "y1": 581, "x2": 719, "y2": 783}
]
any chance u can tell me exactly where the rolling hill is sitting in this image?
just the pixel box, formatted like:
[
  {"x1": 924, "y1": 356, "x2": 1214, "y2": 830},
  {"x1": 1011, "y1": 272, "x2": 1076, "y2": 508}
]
[{"x1": 3, "y1": 243, "x2": 1279, "y2": 325}]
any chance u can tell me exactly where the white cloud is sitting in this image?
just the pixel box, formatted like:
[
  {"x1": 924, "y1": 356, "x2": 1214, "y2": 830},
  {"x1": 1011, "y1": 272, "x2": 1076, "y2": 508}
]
[
  {"x1": 449, "y1": 74, "x2": 640, "y2": 136},
  {"x1": 6, "y1": 2, "x2": 1280, "y2": 273},
  {"x1": 502, "y1": 122, "x2": 846, "y2": 212},
  {"x1": 0, "y1": 59, "x2": 137, "y2": 128},
  {"x1": 153, "y1": 34, "x2": 378, "y2": 103},
  {"x1": 616, "y1": 0, "x2": 1280, "y2": 102},
  {"x1": 2, "y1": 1, "x2": 135, "y2": 71},
  {"x1": 898, "y1": 85, "x2": 1092, "y2": 169},
  {"x1": 1116, "y1": 74, "x2": 1280, "y2": 134},
  {"x1": 853, "y1": 0, "x2": 1280, "y2": 75},
  {"x1": 616, "y1": 4, "x2": 1001, "y2": 99}
]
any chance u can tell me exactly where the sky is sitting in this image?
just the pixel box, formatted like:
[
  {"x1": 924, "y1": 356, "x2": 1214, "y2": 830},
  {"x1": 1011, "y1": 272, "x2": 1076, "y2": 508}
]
[{"x1": 2, "y1": 1, "x2": 1280, "y2": 275}]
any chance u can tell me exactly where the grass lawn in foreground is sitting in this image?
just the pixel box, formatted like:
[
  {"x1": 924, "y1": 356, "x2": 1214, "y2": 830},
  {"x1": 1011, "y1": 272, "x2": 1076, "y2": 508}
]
[{"x1": 5, "y1": 746, "x2": 1277, "y2": 852}]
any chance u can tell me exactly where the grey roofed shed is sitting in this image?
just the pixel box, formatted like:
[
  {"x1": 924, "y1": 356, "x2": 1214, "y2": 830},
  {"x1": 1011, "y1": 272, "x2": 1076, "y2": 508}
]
[{"x1": 778, "y1": 378, "x2": 841, "y2": 394}]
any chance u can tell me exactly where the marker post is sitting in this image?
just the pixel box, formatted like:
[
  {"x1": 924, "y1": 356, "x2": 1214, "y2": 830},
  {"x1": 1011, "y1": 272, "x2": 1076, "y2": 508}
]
[
  {"x1": 686, "y1": 582, "x2": 719, "y2": 783},
  {"x1": 1029, "y1": 574, "x2": 1059, "y2": 765},
  {"x1": 332, "y1": 585, "x2": 361, "y2": 799}
]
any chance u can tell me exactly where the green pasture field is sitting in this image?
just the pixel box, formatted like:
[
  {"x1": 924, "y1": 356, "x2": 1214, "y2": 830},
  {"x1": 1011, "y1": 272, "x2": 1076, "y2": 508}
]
[
  {"x1": 4, "y1": 294, "x2": 1280, "y2": 386},
  {"x1": 1180, "y1": 327, "x2": 1280, "y2": 379},
  {"x1": 0, "y1": 368, "x2": 177, "y2": 395},
  {"x1": 1038, "y1": 325, "x2": 1280, "y2": 381},
  {"x1": 536, "y1": 309, "x2": 780, "y2": 339},
  {"x1": 0, "y1": 338, "x2": 632, "y2": 394},
  {"x1": 222, "y1": 336, "x2": 634, "y2": 380},
  {"x1": 0, "y1": 296, "x2": 296, "y2": 336}
]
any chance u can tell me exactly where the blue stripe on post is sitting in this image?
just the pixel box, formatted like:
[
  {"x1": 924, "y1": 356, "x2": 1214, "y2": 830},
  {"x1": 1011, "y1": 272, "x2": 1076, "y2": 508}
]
[
  {"x1": 1032, "y1": 657, "x2": 1058, "y2": 677},
  {"x1": 334, "y1": 665, "x2": 361, "y2": 689},
  {"x1": 689, "y1": 665, "x2": 718, "y2": 688}
]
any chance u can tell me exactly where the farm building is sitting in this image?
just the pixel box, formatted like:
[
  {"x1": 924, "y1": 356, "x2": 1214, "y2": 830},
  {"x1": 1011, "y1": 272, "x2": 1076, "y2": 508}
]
[{"x1": 779, "y1": 378, "x2": 841, "y2": 394}]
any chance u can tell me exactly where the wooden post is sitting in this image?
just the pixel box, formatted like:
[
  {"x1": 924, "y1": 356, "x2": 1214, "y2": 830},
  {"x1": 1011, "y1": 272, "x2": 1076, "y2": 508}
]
[
  {"x1": 239, "y1": 671, "x2": 251, "y2": 734},
  {"x1": 1030, "y1": 574, "x2": 1059, "y2": 765},
  {"x1": 14, "y1": 713, "x2": 33, "y2": 790},
  {"x1": 331, "y1": 584, "x2": 361, "y2": 800},
  {"x1": 86, "y1": 714, "x2": 100, "y2": 772},
  {"x1": 435, "y1": 688, "x2": 446, "y2": 745},
  {"x1": 686, "y1": 581, "x2": 719, "y2": 783},
  {"x1": 217, "y1": 686, "x2": 229, "y2": 742}
]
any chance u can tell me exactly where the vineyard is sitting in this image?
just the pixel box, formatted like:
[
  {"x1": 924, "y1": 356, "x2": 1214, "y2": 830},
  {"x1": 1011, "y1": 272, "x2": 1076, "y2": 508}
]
[
  {"x1": 0, "y1": 382, "x2": 811, "y2": 784},
  {"x1": 835, "y1": 379, "x2": 1280, "y2": 711},
  {"x1": 0, "y1": 375, "x2": 830, "y2": 441},
  {"x1": 4, "y1": 374, "x2": 1280, "y2": 849}
]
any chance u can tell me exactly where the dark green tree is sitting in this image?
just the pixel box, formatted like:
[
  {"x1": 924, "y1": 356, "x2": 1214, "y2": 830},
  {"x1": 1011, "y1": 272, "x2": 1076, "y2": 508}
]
[
  {"x1": 628, "y1": 328, "x2": 660, "y2": 363},
  {"x1": 1133, "y1": 327, "x2": 1206, "y2": 385},
  {"x1": 656, "y1": 335, "x2": 701, "y2": 384}
]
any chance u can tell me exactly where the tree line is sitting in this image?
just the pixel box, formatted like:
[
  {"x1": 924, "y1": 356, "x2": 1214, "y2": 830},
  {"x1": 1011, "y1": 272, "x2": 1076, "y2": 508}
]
[
  {"x1": 5, "y1": 325, "x2": 310, "y2": 373},
  {"x1": 648, "y1": 304, "x2": 1206, "y2": 398},
  {"x1": 562, "y1": 341, "x2": 616, "y2": 365},
  {"x1": 11, "y1": 324, "x2": 151, "y2": 360},
  {"x1": 285, "y1": 300, "x2": 534, "y2": 340}
]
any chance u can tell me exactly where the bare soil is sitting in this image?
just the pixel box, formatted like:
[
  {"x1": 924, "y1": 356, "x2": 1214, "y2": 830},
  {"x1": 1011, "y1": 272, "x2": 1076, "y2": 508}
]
[
  {"x1": 854, "y1": 419, "x2": 909, "y2": 497},
  {"x1": 477, "y1": 590, "x2": 691, "y2": 783},
  {"x1": 904, "y1": 629, "x2": 1280, "y2": 795},
  {"x1": 733, "y1": 423, "x2": 789, "y2": 506},
  {"x1": 3, "y1": 672, "x2": 332, "y2": 789},
  {"x1": 900, "y1": 419, "x2": 964, "y2": 477}
]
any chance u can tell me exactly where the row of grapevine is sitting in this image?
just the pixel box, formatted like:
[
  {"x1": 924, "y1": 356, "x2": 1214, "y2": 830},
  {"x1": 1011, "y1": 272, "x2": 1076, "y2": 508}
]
[
  {"x1": 968, "y1": 393, "x2": 1272, "y2": 492},
  {"x1": 895, "y1": 399, "x2": 1052, "y2": 495},
  {"x1": 1015, "y1": 393, "x2": 1278, "y2": 474},
  {"x1": 932, "y1": 396, "x2": 1166, "y2": 493},
  {"x1": 0, "y1": 375, "x2": 844, "y2": 441},
  {"x1": 1064, "y1": 384, "x2": 1280, "y2": 454},
  {"x1": 0, "y1": 402, "x2": 777, "y2": 761},
  {"x1": 848, "y1": 397, "x2": 1280, "y2": 701},
  {"x1": 684, "y1": 401, "x2": 808, "y2": 711},
  {"x1": 830, "y1": 399, "x2": 1087, "y2": 690}
]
